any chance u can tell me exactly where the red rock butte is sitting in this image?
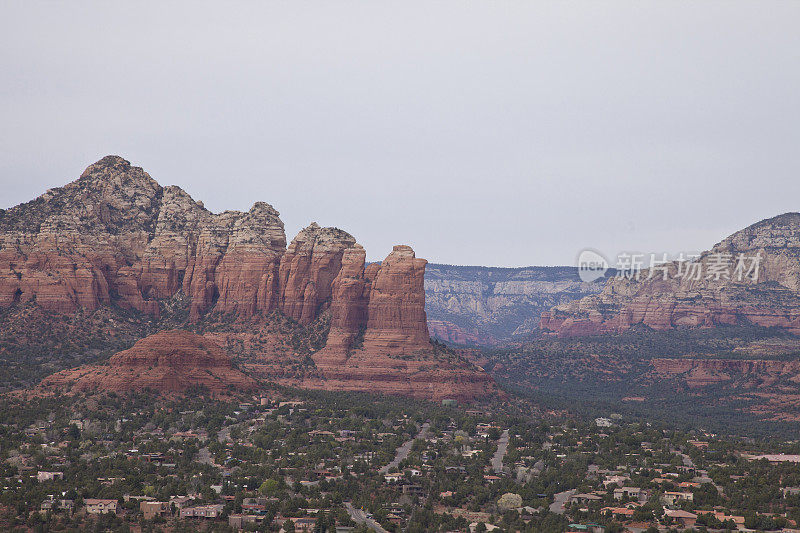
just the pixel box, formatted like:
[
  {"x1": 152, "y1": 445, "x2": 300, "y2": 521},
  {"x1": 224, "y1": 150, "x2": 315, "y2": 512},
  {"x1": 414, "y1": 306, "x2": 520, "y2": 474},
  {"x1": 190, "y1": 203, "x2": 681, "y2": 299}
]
[
  {"x1": 39, "y1": 330, "x2": 257, "y2": 395},
  {"x1": 2, "y1": 156, "x2": 495, "y2": 401}
]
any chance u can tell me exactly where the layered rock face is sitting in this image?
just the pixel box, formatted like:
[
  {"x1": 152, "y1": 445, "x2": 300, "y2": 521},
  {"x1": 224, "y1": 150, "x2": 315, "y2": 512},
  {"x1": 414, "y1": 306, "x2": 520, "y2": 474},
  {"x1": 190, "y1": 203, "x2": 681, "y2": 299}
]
[
  {"x1": 425, "y1": 265, "x2": 606, "y2": 346},
  {"x1": 0, "y1": 156, "x2": 287, "y2": 320},
  {"x1": 362, "y1": 245, "x2": 430, "y2": 353},
  {"x1": 427, "y1": 320, "x2": 496, "y2": 346},
  {"x1": 650, "y1": 358, "x2": 800, "y2": 389},
  {"x1": 39, "y1": 330, "x2": 256, "y2": 395},
  {"x1": 3, "y1": 156, "x2": 495, "y2": 401},
  {"x1": 277, "y1": 223, "x2": 357, "y2": 324},
  {"x1": 325, "y1": 244, "x2": 369, "y2": 353},
  {"x1": 300, "y1": 245, "x2": 496, "y2": 401},
  {"x1": 306, "y1": 349, "x2": 497, "y2": 402},
  {"x1": 541, "y1": 213, "x2": 800, "y2": 337}
]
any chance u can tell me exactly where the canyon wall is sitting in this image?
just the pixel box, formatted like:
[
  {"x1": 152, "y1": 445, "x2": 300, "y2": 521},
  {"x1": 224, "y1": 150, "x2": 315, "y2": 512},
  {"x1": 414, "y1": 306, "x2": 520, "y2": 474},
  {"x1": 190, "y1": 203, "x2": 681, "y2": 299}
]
[
  {"x1": 425, "y1": 264, "x2": 606, "y2": 345},
  {"x1": 541, "y1": 213, "x2": 800, "y2": 337}
]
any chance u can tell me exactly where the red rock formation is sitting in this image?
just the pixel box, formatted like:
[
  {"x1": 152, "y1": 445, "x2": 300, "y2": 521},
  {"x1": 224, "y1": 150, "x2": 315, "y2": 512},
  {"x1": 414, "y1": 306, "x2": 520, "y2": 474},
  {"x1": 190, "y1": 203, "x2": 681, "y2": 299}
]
[
  {"x1": 650, "y1": 358, "x2": 800, "y2": 389},
  {"x1": 277, "y1": 223, "x2": 357, "y2": 324},
  {"x1": 305, "y1": 348, "x2": 496, "y2": 402},
  {"x1": 39, "y1": 330, "x2": 256, "y2": 395},
  {"x1": 324, "y1": 243, "x2": 369, "y2": 353},
  {"x1": 0, "y1": 156, "x2": 286, "y2": 320},
  {"x1": 542, "y1": 213, "x2": 800, "y2": 337},
  {"x1": 4, "y1": 156, "x2": 496, "y2": 402},
  {"x1": 427, "y1": 320, "x2": 500, "y2": 346},
  {"x1": 188, "y1": 204, "x2": 286, "y2": 319},
  {"x1": 302, "y1": 246, "x2": 495, "y2": 401},
  {"x1": 361, "y1": 245, "x2": 430, "y2": 353}
]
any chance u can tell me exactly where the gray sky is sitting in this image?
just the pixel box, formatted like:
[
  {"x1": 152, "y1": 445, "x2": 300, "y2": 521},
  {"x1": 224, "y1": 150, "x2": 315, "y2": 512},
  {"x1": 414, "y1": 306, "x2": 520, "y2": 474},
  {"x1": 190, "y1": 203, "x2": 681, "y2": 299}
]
[{"x1": 2, "y1": 2, "x2": 799, "y2": 266}]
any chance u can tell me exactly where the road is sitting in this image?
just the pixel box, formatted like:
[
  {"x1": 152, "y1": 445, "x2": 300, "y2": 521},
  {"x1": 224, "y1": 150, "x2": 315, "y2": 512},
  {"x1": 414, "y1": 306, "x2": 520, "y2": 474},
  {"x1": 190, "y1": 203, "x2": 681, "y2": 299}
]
[
  {"x1": 674, "y1": 448, "x2": 725, "y2": 494},
  {"x1": 550, "y1": 489, "x2": 574, "y2": 515},
  {"x1": 491, "y1": 430, "x2": 510, "y2": 473},
  {"x1": 344, "y1": 502, "x2": 389, "y2": 533},
  {"x1": 670, "y1": 447, "x2": 695, "y2": 468},
  {"x1": 379, "y1": 422, "x2": 430, "y2": 474}
]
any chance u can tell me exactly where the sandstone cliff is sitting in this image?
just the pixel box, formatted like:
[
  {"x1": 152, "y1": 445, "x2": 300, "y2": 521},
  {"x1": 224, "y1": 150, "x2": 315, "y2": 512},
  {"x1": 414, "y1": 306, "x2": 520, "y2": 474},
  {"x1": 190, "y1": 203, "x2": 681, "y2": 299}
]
[
  {"x1": 0, "y1": 156, "x2": 287, "y2": 320},
  {"x1": 2, "y1": 156, "x2": 495, "y2": 401},
  {"x1": 541, "y1": 213, "x2": 800, "y2": 337}
]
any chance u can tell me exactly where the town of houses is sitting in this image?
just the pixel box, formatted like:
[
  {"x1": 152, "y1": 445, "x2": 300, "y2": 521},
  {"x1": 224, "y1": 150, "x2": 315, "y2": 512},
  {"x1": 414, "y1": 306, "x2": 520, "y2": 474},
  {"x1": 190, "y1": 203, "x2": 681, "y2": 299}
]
[{"x1": 2, "y1": 390, "x2": 800, "y2": 532}]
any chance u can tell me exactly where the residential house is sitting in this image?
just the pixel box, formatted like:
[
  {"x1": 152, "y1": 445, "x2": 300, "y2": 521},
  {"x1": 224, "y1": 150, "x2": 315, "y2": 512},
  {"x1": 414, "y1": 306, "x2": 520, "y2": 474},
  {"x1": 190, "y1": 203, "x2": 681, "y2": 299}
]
[
  {"x1": 181, "y1": 504, "x2": 225, "y2": 519},
  {"x1": 664, "y1": 509, "x2": 697, "y2": 528},
  {"x1": 278, "y1": 517, "x2": 316, "y2": 531},
  {"x1": 141, "y1": 501, "x2": 170, "y2": 520},
  {"x1": 613, "y1": 487, "x2": 643, "y2": 500},
  {"x1": 402, "y1": 484, "x2": 425, "y2": 496},
  {"x1": 229, "y1": 514, "x2": 264, "y2": 529},
  {"x1": 601, "y1": 506, "x2": 634, "y2": 519},
  {"x1": 570, "y1": 493, "x2": 602, "y2": 506},
  {"x1": 696, "y1": 510, "x2": 745, "y2": 527},
  {"x1": 242, "y1": 497, "x2": 268, "y2": 513},
  {"x1": 661, "y1": 491, "x2": 694, "y2": 506},
  {"x1": 169, "y1": 495, "x2": 196, "y2": 509},
  {"x1": 37, "y1": 471, "x2": 64, "y2": 482},
  {"x1": 603, "y1": 474, "x2": 630, "y2": 488},
  {"x1": 85, "y1": 499, "x2": 119, "y2": 515},
  {"x1": 40, "y1": 498, "x2": 73, "y2": 513}
]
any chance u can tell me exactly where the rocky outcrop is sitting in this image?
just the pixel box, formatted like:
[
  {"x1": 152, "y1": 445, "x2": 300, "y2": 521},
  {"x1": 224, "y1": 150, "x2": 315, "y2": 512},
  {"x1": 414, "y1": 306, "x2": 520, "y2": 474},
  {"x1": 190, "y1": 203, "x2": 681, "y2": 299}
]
[
  {"x1": 39, "y1": 330, "x2": 257, "y2": 395},
  {"x1": 542, "y1": 213, "x2": 800, "y2": 337},
  {"x1": 191, "y1": 203, "x2": 286, "y2": 320},
  {"x1": 3, "y1": 156, "x2": 495, "y2": 401},
  {"x1": 306, "y1": 347, "x2": 496, "y2": 402},
  {"x1": 427, "y1": 320, "x2": 498, "y2": 346},
  {"x1": 325, "y1": 243, "x2": 369, "y2": 352},
  {"x1": 362, "y1": 245, "x2": 430, "y2": 353},
  {"x1": 650, "y1": 358, "x2": 800, "y2": 388},
  {"x1": 425, "y1": 265, "x2": 606, "y2": 346},
  {"x1": 296, "y1": 245, "x2": 497, "y2": 401},
  {"x1": 277, "y1": 223, "x2": 357, "y2": 324},
  {"x1": 0, "y1": 156, "x2": 287, "y2": 320}
]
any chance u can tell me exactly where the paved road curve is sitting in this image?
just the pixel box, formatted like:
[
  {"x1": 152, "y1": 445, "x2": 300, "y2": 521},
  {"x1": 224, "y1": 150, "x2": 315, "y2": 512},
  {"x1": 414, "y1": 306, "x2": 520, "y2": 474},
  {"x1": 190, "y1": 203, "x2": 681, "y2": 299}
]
[
  {"x1": 491, "y1": 429, "x2": 510, "y2": 473},
  {"x1": 379, "y1": 422, "x2": 430, "y2": 474},
  {"x1": 550, "y1": 489, "x2": 574, "y2": 515},
  {"x1": 344, "y1": 502, "x2": 390, "y2": 533}
]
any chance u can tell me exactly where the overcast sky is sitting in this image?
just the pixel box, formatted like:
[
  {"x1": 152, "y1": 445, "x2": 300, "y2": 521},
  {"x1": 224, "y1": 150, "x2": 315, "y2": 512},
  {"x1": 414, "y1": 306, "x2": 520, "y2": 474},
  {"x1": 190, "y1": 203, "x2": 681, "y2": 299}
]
[{"x1": 2, "y1": 2, "x2": 799, "y2": 266}]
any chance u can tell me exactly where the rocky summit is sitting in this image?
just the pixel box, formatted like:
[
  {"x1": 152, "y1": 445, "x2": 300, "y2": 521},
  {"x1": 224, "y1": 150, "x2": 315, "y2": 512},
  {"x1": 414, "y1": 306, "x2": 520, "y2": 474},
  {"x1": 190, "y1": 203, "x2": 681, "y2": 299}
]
[
  {"x1": 541, "y1": 213, "x2": 800, "y2": 337},
  {"x1": 1, "y1": 156, "x2": 495, "y2": 401}
]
